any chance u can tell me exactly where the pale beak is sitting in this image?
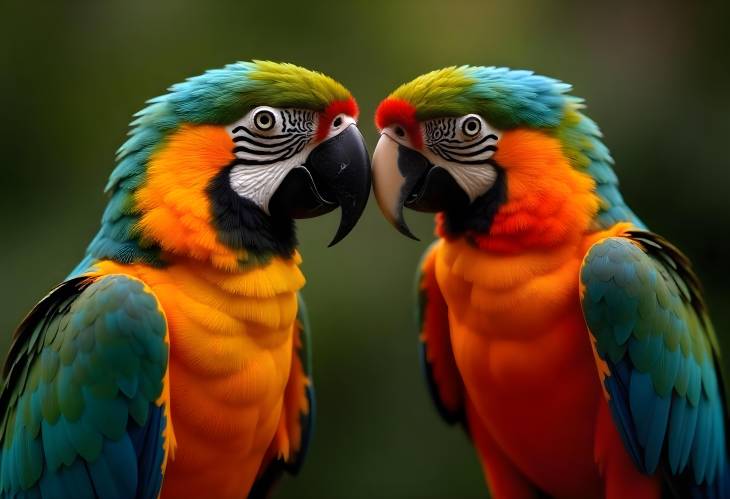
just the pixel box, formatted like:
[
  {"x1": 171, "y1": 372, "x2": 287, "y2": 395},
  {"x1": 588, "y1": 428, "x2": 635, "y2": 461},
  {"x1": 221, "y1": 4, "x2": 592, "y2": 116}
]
[
  {"x1": 372, "y1": 133, "x2": 418, "y2": 239},
  {"x1": 372, "y1": 133, "x2": 468, "y2": 240}
]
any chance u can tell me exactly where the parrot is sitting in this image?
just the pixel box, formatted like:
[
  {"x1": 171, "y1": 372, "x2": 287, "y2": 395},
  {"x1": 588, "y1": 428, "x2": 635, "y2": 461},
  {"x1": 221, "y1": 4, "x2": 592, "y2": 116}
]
[
  {"x1": 0, "y1": 60, "x2": 371, "y2": 499},
  {"x1": 371, "y1": 65, "x2": 729, "y2": 499}
]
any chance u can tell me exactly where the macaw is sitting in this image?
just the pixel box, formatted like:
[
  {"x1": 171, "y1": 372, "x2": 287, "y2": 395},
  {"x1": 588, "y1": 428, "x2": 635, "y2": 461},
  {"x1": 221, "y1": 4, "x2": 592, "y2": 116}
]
[
  {"x1": 371, "y1": 65, "x2": 728, "y2": 498},
  {"x1": 0, "y1": 60, "x2": 371, "y2": 499}
]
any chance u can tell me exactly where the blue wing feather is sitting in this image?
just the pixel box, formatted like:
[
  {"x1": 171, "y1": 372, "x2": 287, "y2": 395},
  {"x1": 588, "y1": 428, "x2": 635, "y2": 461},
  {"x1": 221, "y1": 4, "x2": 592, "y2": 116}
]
[
  {"x1": 0, "y1": 274, "x2": 169, "y2": 499},
  {"x1": 581, "y1": 230, "x2": 729, "y2": 497}
]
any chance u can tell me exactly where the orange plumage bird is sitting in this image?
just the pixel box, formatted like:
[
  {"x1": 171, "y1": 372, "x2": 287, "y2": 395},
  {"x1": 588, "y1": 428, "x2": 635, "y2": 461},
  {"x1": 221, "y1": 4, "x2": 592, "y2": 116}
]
[
  {"x1": 372, "y1": 66, "x2": 729, "y2": 498},
  {"x1": 0, "y1": 61, "x2": 371, "y2": 498}
]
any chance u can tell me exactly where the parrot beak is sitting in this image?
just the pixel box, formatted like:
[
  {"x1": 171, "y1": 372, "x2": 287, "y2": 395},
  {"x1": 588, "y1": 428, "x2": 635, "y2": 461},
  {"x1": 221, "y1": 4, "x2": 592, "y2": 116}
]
[
  {"x1": 269, "y1": 124, "x2": 371, "y2": 246},
  {"x1": 372, "y1": 133, "x2": 468, "y2": 240}
]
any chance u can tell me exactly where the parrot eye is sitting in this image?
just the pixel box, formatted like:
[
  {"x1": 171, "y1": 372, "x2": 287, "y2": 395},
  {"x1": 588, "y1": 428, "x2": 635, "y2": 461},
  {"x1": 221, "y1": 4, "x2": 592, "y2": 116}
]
[
  {"x1": 253, "y1": 110, "x2": 276, "y2": 131},
  {"x1": 462, "y1": 116, "x2": 482, "y2": 138},
  {"x1": 394, "y1": 126, "x2": 406, "y2": 138},
  {"x1": 333, "y1": 116, "x2": 343, "y2": 128}
]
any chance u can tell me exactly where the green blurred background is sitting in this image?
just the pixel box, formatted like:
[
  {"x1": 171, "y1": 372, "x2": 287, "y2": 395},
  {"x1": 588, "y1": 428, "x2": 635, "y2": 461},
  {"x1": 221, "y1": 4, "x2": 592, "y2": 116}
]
[{"x1": 1, "y1": 1, "x2": 728, "y2": 497}]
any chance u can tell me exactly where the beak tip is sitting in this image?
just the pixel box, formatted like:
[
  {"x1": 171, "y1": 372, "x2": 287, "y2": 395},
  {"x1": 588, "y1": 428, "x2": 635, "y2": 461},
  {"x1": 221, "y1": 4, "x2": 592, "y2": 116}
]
[
  {"x1": 394, "y1": 218, "x2": 420, "y2": 241},
  {"x1": 305, "y1": 125, "x2": 371, "y2": 247}
]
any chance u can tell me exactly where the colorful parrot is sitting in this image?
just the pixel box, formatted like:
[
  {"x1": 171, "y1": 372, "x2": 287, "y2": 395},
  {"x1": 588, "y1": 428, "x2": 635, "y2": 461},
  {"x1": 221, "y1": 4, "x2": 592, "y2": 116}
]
[
  {"x1": 372, "y1": 66, "x2": 729, "y2": 498},
  {"x1": 0, "y1": 61, "x2": 371, "y2": 499}
]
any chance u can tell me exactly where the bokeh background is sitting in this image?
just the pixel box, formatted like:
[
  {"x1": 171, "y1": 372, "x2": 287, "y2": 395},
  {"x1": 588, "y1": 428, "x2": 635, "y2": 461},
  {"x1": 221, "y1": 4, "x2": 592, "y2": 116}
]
[{"x1": 1, "y1": 1, "x2": 729, "y2": 497}]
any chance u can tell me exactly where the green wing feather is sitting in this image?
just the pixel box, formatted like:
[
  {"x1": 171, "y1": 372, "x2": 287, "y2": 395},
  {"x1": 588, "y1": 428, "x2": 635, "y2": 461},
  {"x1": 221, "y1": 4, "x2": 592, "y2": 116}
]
[
  {"x1": 0, "y1": 273, "x2": 169, "y2": 498},
  {"x1": 580, "y1": 229, "x2": 729, "y2": 494}
]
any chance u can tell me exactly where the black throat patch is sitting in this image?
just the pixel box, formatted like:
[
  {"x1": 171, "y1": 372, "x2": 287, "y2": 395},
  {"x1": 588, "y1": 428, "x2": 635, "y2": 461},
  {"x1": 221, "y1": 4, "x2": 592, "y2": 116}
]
[
  {"x1": 439, "y1": 165, "x2": 507, "y2": 240},
  {"x1": 206, "y1": 163, "x2": 298, "y2": 261}
]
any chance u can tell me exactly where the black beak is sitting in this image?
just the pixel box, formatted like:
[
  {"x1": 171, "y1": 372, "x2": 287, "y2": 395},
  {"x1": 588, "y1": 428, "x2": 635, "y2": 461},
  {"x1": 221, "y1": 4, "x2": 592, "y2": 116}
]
[
  {"x1": 372, "y1": 135, "x2": 468, "y2": 240},
  {"x1": 269, "y1": 125, "x2": 371, "y2": 246}
]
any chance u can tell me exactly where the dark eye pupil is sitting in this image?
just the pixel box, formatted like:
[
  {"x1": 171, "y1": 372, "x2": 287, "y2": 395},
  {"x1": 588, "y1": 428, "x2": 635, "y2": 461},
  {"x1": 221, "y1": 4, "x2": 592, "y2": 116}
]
[
  {"x1": 462, "y1": 117, "x2": 481, "y2": 136},
  {"x1": 333, "y1": 117, "x2": 343, "y2": 127},
  {"x1": 395, "y1": 126, "x2": 405, "y2": 137},
  {"x1": 255, "y1": 110, "x2": 275, "y2": 130}
]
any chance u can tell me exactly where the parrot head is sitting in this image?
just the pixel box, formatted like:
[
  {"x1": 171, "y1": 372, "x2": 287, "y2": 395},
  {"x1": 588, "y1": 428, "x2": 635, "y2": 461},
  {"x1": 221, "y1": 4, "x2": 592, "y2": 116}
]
[
  {"x1": 96, "y1": 61, "x2": 370, "y2": 270},
  {"x1": 372, "y1": 66, "x2": 624, "y2": 252}
]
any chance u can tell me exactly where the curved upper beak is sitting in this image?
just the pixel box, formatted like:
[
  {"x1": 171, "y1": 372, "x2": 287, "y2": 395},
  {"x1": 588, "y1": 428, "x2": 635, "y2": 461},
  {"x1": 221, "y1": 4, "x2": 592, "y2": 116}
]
[
  {"x1": 269, "y1": 124, "x2": 371, "y2": 246},
  {"x1": 372, "y1": 133, "x2": 468, "y2": 240}
]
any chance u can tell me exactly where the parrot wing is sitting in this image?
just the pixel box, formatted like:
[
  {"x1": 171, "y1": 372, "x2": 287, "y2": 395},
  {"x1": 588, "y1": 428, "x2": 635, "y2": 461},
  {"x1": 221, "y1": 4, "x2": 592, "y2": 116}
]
[
  {"x1": 580, "y1": 229, "x2": 729, "y2": 495},
  {"x1": 417, "y1": 240, "x2": 466, "y2": 427},
  {"x1": 0, "y1": 273, "x2": 171, "y2": 498},
  {"x1": 249, "y1": 292, "x2": 314, "y2": 498}
]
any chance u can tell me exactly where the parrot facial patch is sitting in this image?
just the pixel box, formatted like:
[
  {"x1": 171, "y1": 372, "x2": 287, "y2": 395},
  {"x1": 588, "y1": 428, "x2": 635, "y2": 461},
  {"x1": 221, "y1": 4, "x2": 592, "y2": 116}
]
[
  {"x1": 226, "y1": 107, "x2": 317, "y2": 214},
  {"x1": 225, "y1": 107, "x2": 353, "y2": 214},
  {"x1": 423, "y1": 115, "x2": 499, "y2": 165},
  {"x1": 385, "y1": 114, "x2": 501, "y2": 203}
]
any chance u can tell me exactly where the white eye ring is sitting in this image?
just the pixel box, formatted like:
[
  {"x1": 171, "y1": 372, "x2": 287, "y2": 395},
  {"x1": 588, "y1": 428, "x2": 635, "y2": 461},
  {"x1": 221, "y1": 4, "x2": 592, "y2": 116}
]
[
  {"x1": 461, "y1": 116, "x2": 482, "y2": 137},
  {"x1": 253, "y1": 109, "x2": 276, "y2": 131}
]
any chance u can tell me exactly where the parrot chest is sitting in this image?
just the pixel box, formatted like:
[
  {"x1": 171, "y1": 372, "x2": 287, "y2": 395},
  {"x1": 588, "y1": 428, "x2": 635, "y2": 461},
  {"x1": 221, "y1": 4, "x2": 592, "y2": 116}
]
[
  {"x1": 435, "y1": 238, "x2": 606, "y2": 497},
  {"x1": 90, "y1": 257, "x2": 305, "y2": 498}
]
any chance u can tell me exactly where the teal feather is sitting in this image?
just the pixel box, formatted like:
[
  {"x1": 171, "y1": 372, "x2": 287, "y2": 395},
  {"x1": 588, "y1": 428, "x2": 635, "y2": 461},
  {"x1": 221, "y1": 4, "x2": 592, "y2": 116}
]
[
  {"x1": 88, "y1": 437, "x2": 138, "y2": 498},
  {"x1": 581, "y1": 230, "x2": 728, "y2": 491},
  {"x1": 128, "y1": 393, "x2": 149, "y2": 427},
  {"x1": 679, "y1": 400, "x2": 699, "y2": 471},
  {"x1": 693, "y1": 397, "x2": 712, "y2": 483},
  {"x1": 669, "y1": 396, "x2": 688, "y2": 473},
  {"x1": 0, "y1": 275, "x2": 169, "y2": 497},
  {"x1": 628, "y1": 333, "x2": 663, "y2": 372},
  {"x1": 644, "y1": 391, "x2": 671, "y2": 473},
  {"x1": 63, "y1": 461, "x2": 96, "y2": 499},
  {"x1": 629, "y1": 371, "x2": 655, "y2": 447},
  {"x1": 63, "y1": 416, "x2": 101, "y2": 462},
  {"x1": 655, "y1": 347, "x2": 681, "y2": 397},
  {"x1": 58, "y1": 367, "x2": 84, "y2": 421},
  {"x1": 40, "y1": 419, "x2": 74, "y2": 471}
]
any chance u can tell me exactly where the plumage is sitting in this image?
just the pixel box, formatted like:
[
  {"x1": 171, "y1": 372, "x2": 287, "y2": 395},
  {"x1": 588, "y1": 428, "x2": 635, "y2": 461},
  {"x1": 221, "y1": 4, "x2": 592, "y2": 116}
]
[
  {"x1": 372, "y1": 65, "x2": 729, "y2": 498},
  {"x1": 1, "y1": 276, "x2": 169, "y2": 499},
  {"x1": 2, "y1": 61, "x2": 370, "y2": 498}
]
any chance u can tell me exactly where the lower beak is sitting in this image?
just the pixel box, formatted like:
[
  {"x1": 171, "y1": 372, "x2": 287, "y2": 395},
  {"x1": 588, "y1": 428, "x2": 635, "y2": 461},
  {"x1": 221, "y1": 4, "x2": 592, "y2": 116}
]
[
  {"x1": 269, "y1": 125, "x2": 371, "y2": 246},
  {"x1": 372, "y1": 134, "x2": 468, "y2": 240}
]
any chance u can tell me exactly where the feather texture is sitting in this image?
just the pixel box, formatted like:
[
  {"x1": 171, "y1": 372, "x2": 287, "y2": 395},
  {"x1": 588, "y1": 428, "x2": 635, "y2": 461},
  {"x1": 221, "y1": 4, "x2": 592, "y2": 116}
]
[
  {"x1": 0, "y1": 274, "x2": 169, "y2": 498},
  {"x1": 581, "y1": 230, "x2": 729, "y2": 496}
]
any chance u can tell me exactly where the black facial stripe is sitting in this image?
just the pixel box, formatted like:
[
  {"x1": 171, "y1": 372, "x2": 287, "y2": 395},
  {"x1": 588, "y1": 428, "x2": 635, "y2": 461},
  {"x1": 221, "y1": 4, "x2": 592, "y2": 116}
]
[
  {"x1": 233, "y1": 135, "x2": 305, "y2": 155},
  {"x1": 281, "y1": 109, "x2": 316, "y2": 134},
  {"x1": 439, "y1": 134, "x2": 498, "y2": 149},
  {"x1": 431, "y1": 143, "x2": 498, "y2": 165},
  {"x1": 232, "y1": 138, "x2": 310, "y2": 166},
  {"x1": 233, "y1": 133, "x2": 298, "y2": 147},
  {"x1": 424, "y1": 119, "x2": 456, "y2": 145},
  {"x1": 436, "y1": 143, "x2": 497, "y2": 156},
  {"x1": 231, "y1": 126, "x2": 290, "y2": 140},
  {"x1": 424, "y1": 116, "x2": 498, "y2": 165}
]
